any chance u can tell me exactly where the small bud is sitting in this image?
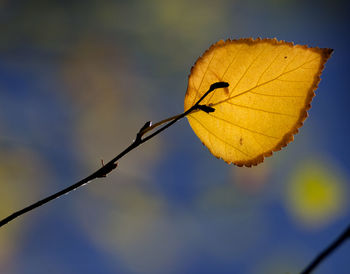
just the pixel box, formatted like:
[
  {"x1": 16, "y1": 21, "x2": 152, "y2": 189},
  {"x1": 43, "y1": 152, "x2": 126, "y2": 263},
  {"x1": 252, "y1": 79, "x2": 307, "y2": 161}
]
[
  {"x1": 139, "y1": 121, "x2": 152, "y2": 133},
  {"x1": 209, "y1": 82, "x2": 229, "y2": 91},
  {"x1": 197, "y1": 104, "x2": 216, "y2": 113}
]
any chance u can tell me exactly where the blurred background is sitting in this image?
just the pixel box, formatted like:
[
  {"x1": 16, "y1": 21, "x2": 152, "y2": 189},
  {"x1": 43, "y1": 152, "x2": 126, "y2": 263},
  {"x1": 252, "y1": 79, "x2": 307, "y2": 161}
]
[{"x1": 0, "y1": 0, "x2": 349, "y2": 273}]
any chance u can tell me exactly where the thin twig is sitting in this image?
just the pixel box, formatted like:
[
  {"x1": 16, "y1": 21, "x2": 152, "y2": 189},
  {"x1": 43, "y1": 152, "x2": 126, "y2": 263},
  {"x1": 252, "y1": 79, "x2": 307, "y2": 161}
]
[
  {"x1": 301, "y1": 224, "x2": 350, "y2": 274},
  {"x1": 0, "y1": 81, "x2": 229, "y2": 228}
]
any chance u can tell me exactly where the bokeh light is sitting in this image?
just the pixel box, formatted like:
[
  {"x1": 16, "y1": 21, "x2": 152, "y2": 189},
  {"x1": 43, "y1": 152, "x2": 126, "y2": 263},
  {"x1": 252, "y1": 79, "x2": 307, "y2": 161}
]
[{"x1": 286, "y1": 158, "x2": 346, "y2": 229}]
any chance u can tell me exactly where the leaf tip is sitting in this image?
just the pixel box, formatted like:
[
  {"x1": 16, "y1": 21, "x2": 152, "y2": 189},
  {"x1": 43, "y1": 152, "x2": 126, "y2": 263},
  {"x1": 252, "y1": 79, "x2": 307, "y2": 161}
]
[{"x1": 323, "y1": 48, "x2": 334, "y2": 59}]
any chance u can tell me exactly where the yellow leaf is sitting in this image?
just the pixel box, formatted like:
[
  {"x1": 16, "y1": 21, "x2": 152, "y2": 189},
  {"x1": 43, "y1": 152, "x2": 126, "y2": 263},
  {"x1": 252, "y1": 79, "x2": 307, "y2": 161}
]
[{"x1": 184, "y1": 38, "x2": 332, "y2": 166}]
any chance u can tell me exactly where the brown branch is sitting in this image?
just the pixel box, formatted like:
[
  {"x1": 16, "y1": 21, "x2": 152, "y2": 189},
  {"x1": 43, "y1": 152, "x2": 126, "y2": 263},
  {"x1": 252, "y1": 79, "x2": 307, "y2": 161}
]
[
  {"x1": 0, "y1": 82, "x2": 229, "y2": 228},
  {"x1": 301, "y1": 224, "x2": 350, "y2": 274}
]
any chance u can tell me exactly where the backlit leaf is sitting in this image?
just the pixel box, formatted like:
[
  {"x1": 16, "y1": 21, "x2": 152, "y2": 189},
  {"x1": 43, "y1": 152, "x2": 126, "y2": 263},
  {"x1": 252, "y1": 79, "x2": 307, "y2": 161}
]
[{"x1": 184, "y1": 38, "x2": 332, "y2": 166}]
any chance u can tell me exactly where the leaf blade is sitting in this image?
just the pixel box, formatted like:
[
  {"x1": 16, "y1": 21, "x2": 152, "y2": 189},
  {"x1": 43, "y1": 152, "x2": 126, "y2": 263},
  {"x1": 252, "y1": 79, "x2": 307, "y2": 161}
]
[{"x1": 185, "y1": 38, "x2": 333, "y2": 167}]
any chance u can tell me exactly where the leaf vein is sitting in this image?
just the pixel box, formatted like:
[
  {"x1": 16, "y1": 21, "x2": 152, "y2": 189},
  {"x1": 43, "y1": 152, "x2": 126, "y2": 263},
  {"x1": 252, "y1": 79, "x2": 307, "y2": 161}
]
[
  {"x1": 190, "y1": 115, "x2": 251, "y2": 157},
  {"x1": 212, "y1": 56, "x2": 319, "y2": 106},
  {"x1": 229, "y1": 47, "x2": 267, "y2": 97},
  {"x1": 224, "y1": 101, "x2": 297, "y2": 117},
  {"x1": 210, "y1": 114, "x2": 279, "y2": 139},
  {"x1": 191, "y1": 52, "x2": 217, "y2": 106},
  {"x1": 256, "y1": 49, "x2": 283, "y2": 85},
  {"x1": 249, "y1": 91, "x2": 304, "y2": 98},
  {"x1": 206, "y1": 45, "x2": 244, "y2": 103}
]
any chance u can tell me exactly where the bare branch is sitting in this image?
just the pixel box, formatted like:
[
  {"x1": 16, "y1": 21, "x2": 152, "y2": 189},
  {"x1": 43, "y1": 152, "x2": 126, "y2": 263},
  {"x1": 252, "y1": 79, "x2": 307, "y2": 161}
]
[
  {"x1": 301, "y1": 224, "x2": 350, "y2": 274},
  {"x1": 0, "y1": 82, "x2": 228, "y2": 228}
]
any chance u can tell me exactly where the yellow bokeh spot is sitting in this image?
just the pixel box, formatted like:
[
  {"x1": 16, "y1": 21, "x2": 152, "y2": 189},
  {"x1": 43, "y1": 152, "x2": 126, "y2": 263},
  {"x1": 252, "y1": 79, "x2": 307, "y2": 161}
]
[{"x1": 286, "y1": 159, "x2": 346, "y2": 229}]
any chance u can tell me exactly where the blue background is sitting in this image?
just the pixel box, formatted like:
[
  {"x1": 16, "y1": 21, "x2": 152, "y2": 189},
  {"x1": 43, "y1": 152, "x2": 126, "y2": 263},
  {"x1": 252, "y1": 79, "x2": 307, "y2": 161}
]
[{"x1": 0, "y1": 0, "x2": 349, "y2": 273}]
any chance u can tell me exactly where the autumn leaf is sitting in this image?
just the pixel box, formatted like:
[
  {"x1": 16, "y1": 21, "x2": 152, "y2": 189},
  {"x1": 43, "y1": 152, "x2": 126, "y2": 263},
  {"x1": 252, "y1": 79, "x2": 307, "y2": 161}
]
[{"x1": 184, "y1": 38, "x2": 332, "y2": 167}]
